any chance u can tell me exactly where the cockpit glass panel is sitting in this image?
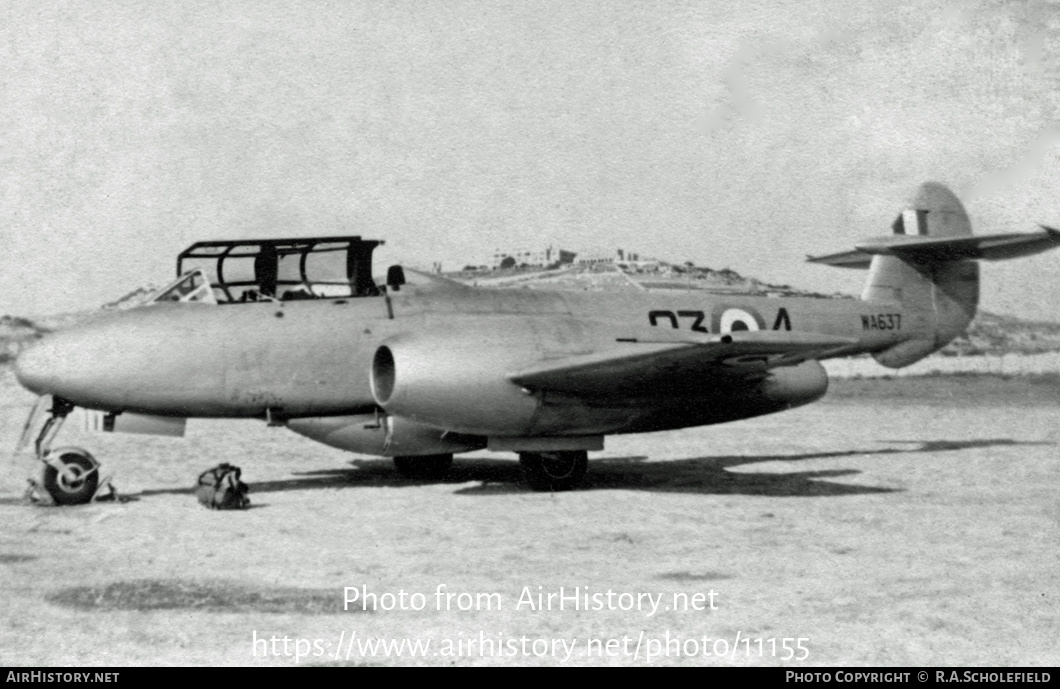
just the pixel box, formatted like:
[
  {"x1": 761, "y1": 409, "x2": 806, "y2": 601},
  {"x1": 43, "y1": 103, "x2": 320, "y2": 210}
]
[
  {"x1": 276, "y1": 251, "x2": 303, "y2": 284},
  {"x1": 175, "y1": 237, "x2": 382, "y2": 304},
  {"x1": 222, "y1": 245, "x2": 264, "y2": 258},
  {"x1": 185, "y1": 246, "x2": 229, "y2": 257},
  {"x1": 151, "y1": 269, "x2": 217, "y2": 304},
  {"x1": 218, "y1": 255, "x2": 257, "y2": 285},
  {"x1": 180, "y1": 257, "x2": 221, "y2": 287},
  {"x1": 304, "y1": 248, "x2": 348, "y2": 286}
]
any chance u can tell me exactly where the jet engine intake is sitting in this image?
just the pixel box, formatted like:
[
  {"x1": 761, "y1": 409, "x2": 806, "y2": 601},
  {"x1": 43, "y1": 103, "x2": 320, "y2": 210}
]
[{"x1": 370, "y1": 339, "x2": 541, "y2": 436}]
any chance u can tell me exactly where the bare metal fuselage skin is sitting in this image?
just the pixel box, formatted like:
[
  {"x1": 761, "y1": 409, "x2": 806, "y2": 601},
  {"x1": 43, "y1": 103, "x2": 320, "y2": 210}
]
[{"x1": 14, "y1": 283, "x2": 916, "y2": 440}]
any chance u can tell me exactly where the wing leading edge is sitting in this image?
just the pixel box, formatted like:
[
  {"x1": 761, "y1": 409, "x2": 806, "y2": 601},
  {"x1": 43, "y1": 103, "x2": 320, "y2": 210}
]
[{"x1": 508, "y1": 330, "x2": 855, "y2": 397}]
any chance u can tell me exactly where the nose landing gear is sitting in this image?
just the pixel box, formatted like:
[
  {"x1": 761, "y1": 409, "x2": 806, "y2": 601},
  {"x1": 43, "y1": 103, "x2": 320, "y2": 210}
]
[{"x1": 16, "y1": 396, "x2": 115, "y2": 505}]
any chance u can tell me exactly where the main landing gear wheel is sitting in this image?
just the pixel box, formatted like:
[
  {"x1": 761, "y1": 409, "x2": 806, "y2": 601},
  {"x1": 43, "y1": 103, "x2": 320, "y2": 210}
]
[
  {"x1": 519, "y1": 451, "x2": 588, "y2": 492},
  {"x1": 393, "y1": 454, "x2": 454, "y2": 480},
  {"x1": 41, "y1": 450, "x2": 100, "y2": 506}
]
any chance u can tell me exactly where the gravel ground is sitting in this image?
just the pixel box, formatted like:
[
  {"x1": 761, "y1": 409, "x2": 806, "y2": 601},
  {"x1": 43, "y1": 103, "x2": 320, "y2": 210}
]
[{"x1": 1, "y1": 370, "x2": 1057, "y2": 666}]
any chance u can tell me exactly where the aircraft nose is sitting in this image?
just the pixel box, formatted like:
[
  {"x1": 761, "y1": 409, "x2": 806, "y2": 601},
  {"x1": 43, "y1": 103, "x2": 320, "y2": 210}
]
[
  {"x1": 13, "y1": 316, "x2": 153, "y2": 407},
  {"x1": 14, "y1": 336, "x2": 63, "y2": 395},
  {"x1": 12, "y1": 308, "x2": 227, "y2": 414},
  {"x1": 14, "y1": 329, "x2": 100, "y2": 397}
]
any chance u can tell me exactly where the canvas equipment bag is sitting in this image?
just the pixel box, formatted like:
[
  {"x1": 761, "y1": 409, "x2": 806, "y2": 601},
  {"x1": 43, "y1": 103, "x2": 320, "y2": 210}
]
[{"x1": 195, "y1": 463, "x2": 250, "y2": 510}]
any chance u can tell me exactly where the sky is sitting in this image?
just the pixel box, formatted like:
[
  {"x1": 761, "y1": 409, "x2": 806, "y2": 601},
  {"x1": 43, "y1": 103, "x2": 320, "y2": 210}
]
[{"x1": 2, "y1": 0, "x2": 1060, "y2": 320}]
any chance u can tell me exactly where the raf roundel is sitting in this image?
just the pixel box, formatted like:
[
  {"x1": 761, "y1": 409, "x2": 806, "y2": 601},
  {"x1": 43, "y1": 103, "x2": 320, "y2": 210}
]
[{"x1": 717, "y1": 307, "x2": 762, "y2": 334}]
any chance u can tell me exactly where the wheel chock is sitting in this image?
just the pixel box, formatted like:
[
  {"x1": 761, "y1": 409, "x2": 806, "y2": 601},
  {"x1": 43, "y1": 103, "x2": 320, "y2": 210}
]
[
  {"x1": 23, "y1": 478, "x2": 56, "y2": 506},
  {"x1": 92, "y1": 474, "x2": 121, "y2": 503}
]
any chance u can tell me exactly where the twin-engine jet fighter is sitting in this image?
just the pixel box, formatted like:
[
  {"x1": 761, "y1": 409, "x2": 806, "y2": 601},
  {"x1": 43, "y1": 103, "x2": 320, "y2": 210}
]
[{"x1": 13, "y1": 182, "x2": 1060, "y2": 503}]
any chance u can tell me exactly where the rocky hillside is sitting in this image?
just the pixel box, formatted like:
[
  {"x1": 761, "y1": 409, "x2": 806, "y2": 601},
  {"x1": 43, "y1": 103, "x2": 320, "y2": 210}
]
[
  {"x1": 454, "y1": 261, "x2": 842, "y2": 297},
  {"x1": 0, "y1": 285, "x2": 161, "y2": 363},
  {"x1": 0, "y1": 315, "x2": 46, "y2": 363},
  {"x1": 458, "y1": 262, "x2": 1060, "y2": 355},
  {"x1": 940, "y1": 312, "x2": 1060, "y2": 356}
]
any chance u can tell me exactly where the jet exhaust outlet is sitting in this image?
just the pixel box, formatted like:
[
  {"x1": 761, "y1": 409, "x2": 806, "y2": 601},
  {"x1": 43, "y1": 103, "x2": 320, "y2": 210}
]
[{"x1": 759, "y1": 360, "x2": 829, "y2": 407}]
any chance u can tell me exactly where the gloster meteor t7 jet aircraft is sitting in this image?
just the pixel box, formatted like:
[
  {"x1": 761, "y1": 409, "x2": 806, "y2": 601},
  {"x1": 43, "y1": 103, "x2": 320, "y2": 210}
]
[{"x1": 13, "y1": 182, "x2": 1060, "y2": 503}]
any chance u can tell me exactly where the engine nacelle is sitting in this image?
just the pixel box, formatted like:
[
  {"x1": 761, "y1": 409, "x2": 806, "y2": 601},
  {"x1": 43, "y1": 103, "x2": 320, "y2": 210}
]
[
  {"x1": 370, "y1": 336, "x2": 540, "y2": 436},
  {"x1": 286, "y1": 414, "x2": 485, "y2": 457},
  {"x1": 757, "y1": 360, "x2": 829, "y2": 408}
]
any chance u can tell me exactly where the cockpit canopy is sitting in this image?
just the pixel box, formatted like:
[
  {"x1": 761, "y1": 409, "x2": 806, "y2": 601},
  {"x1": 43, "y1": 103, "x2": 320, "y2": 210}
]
[{"x1": 155, "y1": 236, "x2": 384, "y2": 304}]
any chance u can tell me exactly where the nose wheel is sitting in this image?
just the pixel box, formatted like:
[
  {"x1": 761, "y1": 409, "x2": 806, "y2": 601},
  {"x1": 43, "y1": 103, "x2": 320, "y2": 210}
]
[
  {"x1": 518, "y1": 450, "x2": 588, "y2": 492},
  {"x1": 41, "y1": 450, "x2": 100, "y2": 505},
  {"x1": 16, "y1": 396, "x2": 113, "y2": 505}
]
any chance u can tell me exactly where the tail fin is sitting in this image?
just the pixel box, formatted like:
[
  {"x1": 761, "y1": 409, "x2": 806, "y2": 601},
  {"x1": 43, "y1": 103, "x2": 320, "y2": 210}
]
[
  {"x1": 809, "y1": 182, "x2": 1060, "y2": 368},
  {"x1": 863, "y1": 183, "x2": 978, "y2": 368}
]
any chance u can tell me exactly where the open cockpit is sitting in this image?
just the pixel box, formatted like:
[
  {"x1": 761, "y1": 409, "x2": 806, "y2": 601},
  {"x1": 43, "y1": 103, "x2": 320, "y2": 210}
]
[{"x1": 151, "y1": 236, "x2": 386, "y2": 305}]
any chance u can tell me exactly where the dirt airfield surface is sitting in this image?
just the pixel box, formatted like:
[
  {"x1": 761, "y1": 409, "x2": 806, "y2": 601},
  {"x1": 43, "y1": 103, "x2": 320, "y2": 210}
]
[{"x1": 1, "y1": 369, "x2": 1057, "y2": 667}]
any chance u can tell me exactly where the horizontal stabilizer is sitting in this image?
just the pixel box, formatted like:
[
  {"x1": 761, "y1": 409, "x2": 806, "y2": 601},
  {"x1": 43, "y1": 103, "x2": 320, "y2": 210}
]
[
  {"x1": 805, "y1": 250, "x2": 873, "y2": 269},
  {"x1": 508, "y1": 330, "x2": 854, "y2": 396},
  {"x1": 808, "y1": 226, "x2": 1060, "y2": 268}
]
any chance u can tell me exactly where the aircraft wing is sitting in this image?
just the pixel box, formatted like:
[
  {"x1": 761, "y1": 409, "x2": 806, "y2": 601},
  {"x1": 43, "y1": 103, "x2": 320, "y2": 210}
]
[{"x1": 508, "y1": 330, "x2": 855, "y2": 397}]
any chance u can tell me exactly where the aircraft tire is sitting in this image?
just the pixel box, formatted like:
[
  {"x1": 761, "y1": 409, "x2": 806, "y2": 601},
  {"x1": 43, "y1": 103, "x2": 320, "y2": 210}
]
[
  {"x1": 393, "y1": 454, "x2": 454, "y2": 480},
  {"x1": 41, "y1": 451, "x2": 99, "y2": 505},
  {"x1": 519, "y1": 451, "x2": 588, "y2": 492}
]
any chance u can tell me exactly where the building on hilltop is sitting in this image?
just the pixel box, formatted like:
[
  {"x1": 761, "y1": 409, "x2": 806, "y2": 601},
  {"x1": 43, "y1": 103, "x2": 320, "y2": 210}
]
[
  {"x1": 576, "y1": 248, "x2": 646, "y2": 266},
  {"x1": 487, "y1": 246, "x2": 654, "y2": 270},
  {"x1": 489, "y1": 246, "x2": 576, "y2": 270}
]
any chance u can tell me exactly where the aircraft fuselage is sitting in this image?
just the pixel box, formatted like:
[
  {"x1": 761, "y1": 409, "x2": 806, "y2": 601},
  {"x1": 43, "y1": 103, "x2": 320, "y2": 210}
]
[{"x1": 15, "y1": 285, "x2": 917, "y2": 435}]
